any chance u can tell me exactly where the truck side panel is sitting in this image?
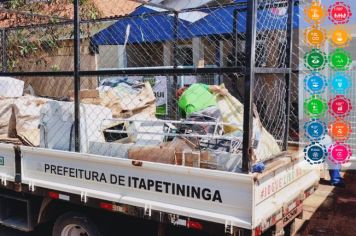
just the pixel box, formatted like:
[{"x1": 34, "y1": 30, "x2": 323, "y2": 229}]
[
  {"x1": 0, "y1": 144, "x2": 16, "y2": 183},
  {"x1": 19, "y1": 146, "x2": 254, "y2": 229}
]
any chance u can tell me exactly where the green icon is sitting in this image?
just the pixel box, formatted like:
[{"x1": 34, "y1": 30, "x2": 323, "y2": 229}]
[
  {"x1": 304, "y1": 49, "x2": 327, "y2": 71},
  {"x1": 304, "y1": 95, "x2": 327, "y2": 118},
  {"x1": 329, "y1": 49, "x2": 352, "y2": 71}
]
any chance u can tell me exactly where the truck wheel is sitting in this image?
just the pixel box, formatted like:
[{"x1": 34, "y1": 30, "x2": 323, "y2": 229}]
[{"x1": 52, "y1": 212, "x2": 102, "y2": 236}]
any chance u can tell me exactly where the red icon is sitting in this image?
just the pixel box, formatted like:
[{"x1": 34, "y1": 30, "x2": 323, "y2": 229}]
[
  {"x1": 328, "y1": 2, "x2": 352, "y2": 24},
  {"x1": 328, "y1": 95, "x2": 352, "y2": 117}
]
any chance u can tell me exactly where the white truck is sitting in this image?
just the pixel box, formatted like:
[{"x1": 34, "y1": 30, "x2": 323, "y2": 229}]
[{"x1": 0, "y1": 142, "x2": 319, "y2": 236}]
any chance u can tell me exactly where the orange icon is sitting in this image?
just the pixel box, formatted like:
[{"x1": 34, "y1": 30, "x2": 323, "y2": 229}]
[
  {"x1": 305, "y1": 26, "x2": 326, "y2": 47},
  {"x1": 328, "y1": 26, "x2": 352, "y2": 47},
  {"x1": 329, "y1": 120, "x2": 351, "y2": 141},
  {"x1": 305, "y1": 2, "x2": 326, "y2": 23}
]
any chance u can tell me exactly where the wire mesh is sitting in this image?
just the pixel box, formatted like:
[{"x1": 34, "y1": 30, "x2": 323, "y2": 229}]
[
  {"x1": 0, "y1": 0, "x2": 297, "y2": 173},
  {"x1": 4, "y1": 24, "x2": 75, "y2": 73},
  {"x1": 87, "y1": 4, "x2": 248, "y2": 70},
  {"x1": 252, "y1": 0, "x2": 294, "y2": 147},
  {"x1": 0, "y1": 29, "x2": 3, "y2": 71},
  {"x1": 254, "y1": 73, "x2": 287, "y2": 147},
  {"x1": 255, "y1": 0, "x2": 289, "y2": 68},
  {"x1": 0, "y1": 76, "x2": 74, "y2": 146},
  {"x1": 349, "y1": 68, "x2": 356, "y2": 158}
]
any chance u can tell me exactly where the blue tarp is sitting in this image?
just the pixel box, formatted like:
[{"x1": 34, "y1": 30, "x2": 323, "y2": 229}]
[
  {"x1": 91, "y1": 8, "x2": 191, "y2": 45},
  {"x1": 91, "y1": 2, "x2": 299, "y2": 46}
]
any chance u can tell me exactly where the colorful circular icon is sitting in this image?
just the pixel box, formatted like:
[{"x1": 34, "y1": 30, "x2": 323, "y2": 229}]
[
  {"x1": 304, "y1": 26, "x2": 327, "y2": 48},
  {"x1": 305, "y1": 1, "x2": 326, "y2": 24},
  {"x1": 328, "y1": 2, "x2": 352, "y2": 25},
  {"x1": 328, "y1": 143, "x2": 352, "y2": 165},
  {"x1": 328, "y1": 95, "x2": 352, "y2": 118},
  {"x1": 329, "y1": 49, "x2": 352, "y2": 71},
  {"x1": 330, "y1": 73, "x2": 351, "y2": 94},
  {"x1": 304, "y1": 142, "x2": 327, "y2": 165},
  {"x1": 304, "y1": 95, "x2": 328, "y2": 118},
  {"x1": 304, "y1": 49, "x2": 327, "y2": 71},
  {"x1": 304, "y1": 73, "x2": 327, "y2": 94},
  {"x1": 328, "y1": 26, "x2": 352, "y2": 47},
  {"x1": 328, "y1": 119, "x2": 352, "y2": 141},
  {"x1": 304, "y1": 119, "x2": 327, "y2": 141}
]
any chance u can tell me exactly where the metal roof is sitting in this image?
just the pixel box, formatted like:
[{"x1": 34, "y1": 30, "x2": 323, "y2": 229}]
[{"x1": 91, "y1": 2, "x2": 297, "y2": 45}]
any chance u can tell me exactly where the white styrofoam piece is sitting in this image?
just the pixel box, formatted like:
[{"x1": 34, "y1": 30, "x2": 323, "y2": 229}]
[
  {"x1": 126, "y1": 120, "x2": 165, "y2": 144},
  {"x1": 0, "y1": 77, "x2": 24, "y2": 98},
  {"x1": 39, "y1": 101, "x2": 112, "y2": 153}
]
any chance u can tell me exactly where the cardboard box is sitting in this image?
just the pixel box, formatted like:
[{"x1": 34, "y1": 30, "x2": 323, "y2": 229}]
[{"x1": 128, "y1": 145, "x2": 176, "y2": 164}]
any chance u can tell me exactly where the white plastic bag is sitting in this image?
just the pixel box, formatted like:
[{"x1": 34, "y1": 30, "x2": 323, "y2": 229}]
[
  {"x1": 216, "y1": 94, "x2": 244, "y2": 133},
  {"x1": 216, "y1": 90, "x2": 280, "y2": 163}
]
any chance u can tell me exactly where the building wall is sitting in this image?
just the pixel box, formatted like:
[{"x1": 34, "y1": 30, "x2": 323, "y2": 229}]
[
  {"x1": 98, "y1": 45, "x2": 123, "y2": 69},
  {"x1": 18, "y1": 39, "x2": 98, "y2": 98},
  {"x1": 127, "y1": 43, "x2": 164, "y2": 67}
]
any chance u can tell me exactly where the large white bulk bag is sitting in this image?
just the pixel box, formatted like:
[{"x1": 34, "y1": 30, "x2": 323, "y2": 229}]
[
  {"x1": 216, "y1": 90, "x2": 280, "y2": 163},
  {"x1": 0, "y1": 98, "x2": 15, "y2": 137},
  {"x1": 14, "y1": 96, "x2": 49, "y2": 146}
]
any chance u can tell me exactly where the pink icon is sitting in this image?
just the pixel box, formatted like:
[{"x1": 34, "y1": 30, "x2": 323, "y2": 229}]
[{"x1": 328, "y1": 143, "x2": 352, "y2": 164}]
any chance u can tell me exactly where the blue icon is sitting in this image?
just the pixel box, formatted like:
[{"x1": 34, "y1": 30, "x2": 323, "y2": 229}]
[
  {"x1": 330, "y1": 73, "x2": 351, "y2": 94},
  {"x1": 304, "y1": 73, "x2": 327, "y2": 94},
  {"x1": 304, "y1": 119, "x2": 327, "y2": 141},
  {"x1": 304, "y1": 142, "x2": 327, "y2": 165}
]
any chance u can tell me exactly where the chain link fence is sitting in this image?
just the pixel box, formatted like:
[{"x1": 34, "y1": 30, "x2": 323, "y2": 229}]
[{"x1": 0, "y1": 0, "x2": 297, "y2": 173}]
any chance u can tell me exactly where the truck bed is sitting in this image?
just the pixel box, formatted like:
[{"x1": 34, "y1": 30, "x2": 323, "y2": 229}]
[{"x1": 0, "y1": 143, "x2": 320, "y2": 231}]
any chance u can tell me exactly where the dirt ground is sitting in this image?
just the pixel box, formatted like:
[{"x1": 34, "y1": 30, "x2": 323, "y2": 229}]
[{"x1": 295, "y1": 171, "x2": 356, "y2": 236}]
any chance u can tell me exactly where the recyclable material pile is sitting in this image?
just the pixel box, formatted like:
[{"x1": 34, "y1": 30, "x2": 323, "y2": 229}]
[{"x1": 0, "y1": 77, "x2": 281, "y2": 173}]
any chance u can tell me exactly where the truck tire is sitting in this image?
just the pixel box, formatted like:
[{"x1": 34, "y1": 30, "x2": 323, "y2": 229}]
[{"x1": 52, "y1": 212, "x2": 103, "y2": 236}]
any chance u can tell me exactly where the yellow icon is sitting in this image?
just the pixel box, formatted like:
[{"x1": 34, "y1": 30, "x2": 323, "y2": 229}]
[
  {"x1": 305, "y1": 26, "x2": 326, "y2": 47},
  {"x1": 328, "y1": 26, "x2": 352, "y2": 48},
  {"x1": 305, "y1": 2, "x2": 326, "y2": 23}
]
